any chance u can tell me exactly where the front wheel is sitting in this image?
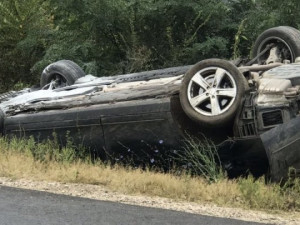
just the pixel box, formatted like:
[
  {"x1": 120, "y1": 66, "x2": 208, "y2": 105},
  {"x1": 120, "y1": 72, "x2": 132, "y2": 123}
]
[
  {"x1": 179, "y1": 59, "x2": 247, "y2": 127},
  {"x1": 40, "y1": 60, "x2": 85, "y2": 89}
]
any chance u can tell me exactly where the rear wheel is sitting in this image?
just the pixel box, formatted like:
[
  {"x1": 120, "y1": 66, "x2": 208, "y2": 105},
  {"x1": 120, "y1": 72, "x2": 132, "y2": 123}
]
[
  {"x1": 252, "y1": 26, "x2": 300, "y2": 64},
  {"x1": 179, "y1": 59, "x2": 247, "y2": 127},
  {"x1": 40, "y1": 60, "x2": 85, "y2": 89}
]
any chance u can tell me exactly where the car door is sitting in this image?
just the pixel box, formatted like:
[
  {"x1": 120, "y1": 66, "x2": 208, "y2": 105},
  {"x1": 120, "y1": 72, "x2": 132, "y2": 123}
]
[
  {"x1": 101, "y1": 98, "x2": 183, "y2": 157},
  {"x1": 4, "y1": 105, "x2": 106, "y2": 156}
]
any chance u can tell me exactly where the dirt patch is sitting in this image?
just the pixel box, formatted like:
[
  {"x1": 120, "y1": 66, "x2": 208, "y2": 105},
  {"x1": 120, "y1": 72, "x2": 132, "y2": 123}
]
[{"x1": 0, "y1": 177, "x2": 299, "y2": 224}]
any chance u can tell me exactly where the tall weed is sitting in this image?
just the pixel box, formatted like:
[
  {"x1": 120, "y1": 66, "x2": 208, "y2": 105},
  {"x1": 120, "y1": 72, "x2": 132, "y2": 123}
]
[{"x1": 173, "y1": 135, "x2": 225, "y2": 183}]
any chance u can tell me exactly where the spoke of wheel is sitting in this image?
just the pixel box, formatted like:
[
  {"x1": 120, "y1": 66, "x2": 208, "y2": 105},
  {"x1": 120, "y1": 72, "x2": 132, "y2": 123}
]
[
  {"x1": 211, "y1": 97, "x2": 221, "y2": 115},
  {"x1": 216, "y1": 88, "x2": 236, "y2": 98},
  {"x1": 214, "y1": 68, "x2": 226, "y2": 87},
  {"x1": 217, "y1": 88, "x2": 236, "y2": 98},
  {"x1": 190, "y1": 93, "x2": 209, "y2": 107},
  {"x1": 191, "y1": 72, "x2": 210, "y2": 90}
]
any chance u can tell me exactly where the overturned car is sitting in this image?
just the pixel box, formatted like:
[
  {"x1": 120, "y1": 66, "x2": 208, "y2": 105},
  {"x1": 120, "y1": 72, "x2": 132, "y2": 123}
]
[{"x1": 1, "y1": 26, "x2": 300, "y2": 181}]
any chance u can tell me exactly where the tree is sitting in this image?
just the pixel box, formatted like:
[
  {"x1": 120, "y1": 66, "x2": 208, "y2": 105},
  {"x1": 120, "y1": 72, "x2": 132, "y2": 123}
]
[
  {"x1": 42, "y1": 0, "x2": 232, "y2": 75},
  {"x1": 230, "y1": 0, "x2": 300, "y2": 58},
  {"x1": 0, "y1": 0, "x2": 53, "y2": 91},
  {"x1": 1, "y1": 0, "x2": 299, "y2": 92}
]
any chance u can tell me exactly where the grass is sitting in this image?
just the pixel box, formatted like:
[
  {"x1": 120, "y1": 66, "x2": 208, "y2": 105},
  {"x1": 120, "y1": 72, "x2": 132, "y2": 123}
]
[
  {"x1": 0, "y1": 136, "x2": 300, "y2": 212},
  {"x1": 174, "y1": 135, "x2": 225, "y2": 182}
]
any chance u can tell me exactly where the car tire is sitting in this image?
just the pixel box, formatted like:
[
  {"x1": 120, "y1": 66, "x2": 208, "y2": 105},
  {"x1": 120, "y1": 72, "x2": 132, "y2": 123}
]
[
  {"x1": 40, "y1": 60, "x2": 85, "y2": 88},
  {"x1": 252, "y1": 26, "x2": 300, "y2": 64},
  {"x1": 179, "y1": 59, "x2": 247, "y2": 127}
]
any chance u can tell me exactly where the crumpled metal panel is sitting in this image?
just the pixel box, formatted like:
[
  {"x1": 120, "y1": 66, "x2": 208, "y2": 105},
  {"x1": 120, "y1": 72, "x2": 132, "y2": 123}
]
[{"x1": 0, "y1": 87, "x2": 99, "y2": 112}]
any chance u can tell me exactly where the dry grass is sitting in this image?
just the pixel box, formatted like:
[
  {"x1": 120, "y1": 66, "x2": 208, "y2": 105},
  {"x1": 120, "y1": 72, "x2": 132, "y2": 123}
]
[
  {"x1": 0, "y1": 137, "x2": 300, "y2": 212},
  {"x1": 0, "y1": 151, "x2": 239, "y2": 204}
]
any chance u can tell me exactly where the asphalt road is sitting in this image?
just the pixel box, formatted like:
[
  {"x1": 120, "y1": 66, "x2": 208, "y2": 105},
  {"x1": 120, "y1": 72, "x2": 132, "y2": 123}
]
[{"x1": 0, "y1": 186, "x2": 265, "y2": 225}]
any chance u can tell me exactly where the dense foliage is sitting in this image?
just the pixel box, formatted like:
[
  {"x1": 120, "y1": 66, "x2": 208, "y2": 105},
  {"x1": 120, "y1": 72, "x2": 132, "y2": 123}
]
[{"x1": 0, "y1": 0, "x2": 299, "y2": 91}]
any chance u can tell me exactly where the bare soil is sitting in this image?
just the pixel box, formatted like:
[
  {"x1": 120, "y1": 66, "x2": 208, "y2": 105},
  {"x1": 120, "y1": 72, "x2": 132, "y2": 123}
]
[{"x1": 0, "y1": 177, "x2": 299, "y2": 224}]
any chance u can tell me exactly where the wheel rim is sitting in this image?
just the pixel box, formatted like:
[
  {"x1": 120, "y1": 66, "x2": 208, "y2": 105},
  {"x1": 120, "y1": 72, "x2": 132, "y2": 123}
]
[
  {"x1": 48, "y1": 74, "x2": 68, "y2": 89},
  {"x1": 187, "y1": 67, "x2": 237, "y2": 117},
  {"x1": 257, "y1": 37, "x2": 294, "y2": 64}
]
